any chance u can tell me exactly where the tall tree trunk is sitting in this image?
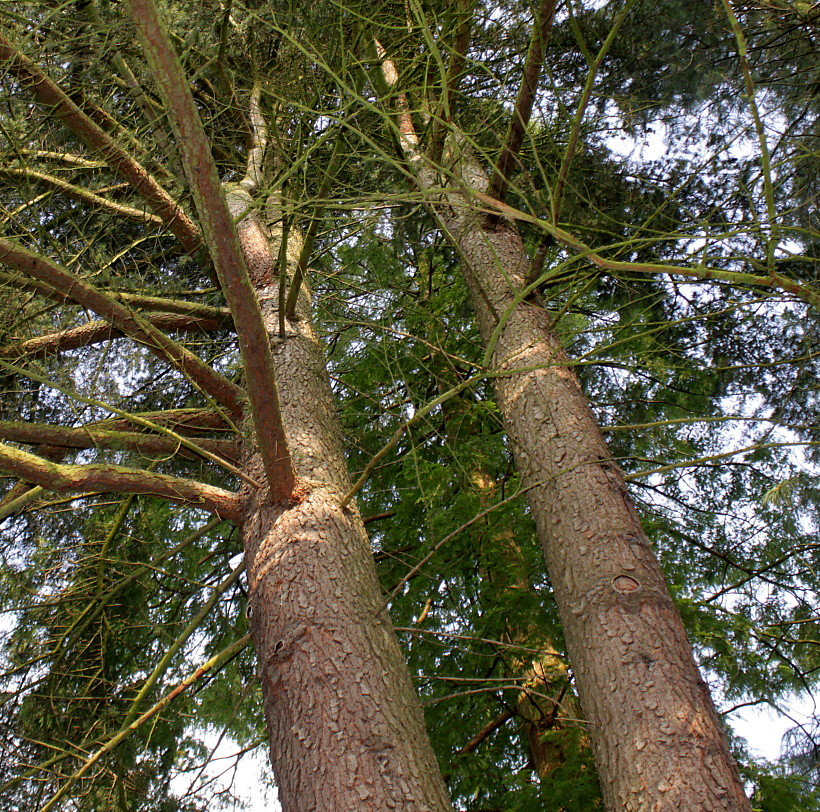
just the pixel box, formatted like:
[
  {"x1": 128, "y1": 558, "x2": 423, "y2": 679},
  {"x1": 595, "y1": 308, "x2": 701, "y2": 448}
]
[
  {"x1": 231, "y1": 186, "x2": 453, "y2": 812},
  {"x1": 422, "y1": 155, "x2": 751, "y2": 810}
]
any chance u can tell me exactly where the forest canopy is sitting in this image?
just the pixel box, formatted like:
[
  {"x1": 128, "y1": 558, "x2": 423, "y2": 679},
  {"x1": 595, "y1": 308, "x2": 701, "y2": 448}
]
[{"x1": 0, "y1": 0, "x2": 818, "y2": 810}]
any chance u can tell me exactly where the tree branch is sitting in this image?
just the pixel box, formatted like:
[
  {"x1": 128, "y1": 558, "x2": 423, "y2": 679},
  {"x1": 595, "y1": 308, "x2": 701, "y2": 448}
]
[
  {"x1": 1, "y1": 312, "x2": 232, "y2": 360},
  {"x1": 0, "y1": 442, "x2": 241, "y2": 521},
  {"x1": 125, "y1": 0, "x2": 295, "y2": 501},
  {"x1": 0, "y1": 273, "x2": 232, "y2": 321},
  {"x1": 0, "y1": 420, "x2": 240, "y2": 466},
  {"x1": 456, "y1": 709, "x2": 516, "y2": 755},
  {"x1": 0, "y1": 167, "x2": 164, "y2": 226},
  {"x1": 550, "y1": 0, "x2": 637, "y2": 224},
  {"x1": 0, "y1": 32, "x2": 202, "y2": 255},
  {"x1": 467, "y1": 190, "x2": 820, "y2": 310},
  {"x1": 486, "y1": 0, "x2": 558, "y2": 203},
  {"x1": 0, "y1": 239, "x2": 245, "y2": 415},
  {"x1": 428, "y1": 0, "x2": 473, "y2": 165},
  {"x1": 91, "y1": 407, "x2": 233, "y2": 435},
  {"x1": 38, "y1": 633, "x2": 252, "y2": 812}
]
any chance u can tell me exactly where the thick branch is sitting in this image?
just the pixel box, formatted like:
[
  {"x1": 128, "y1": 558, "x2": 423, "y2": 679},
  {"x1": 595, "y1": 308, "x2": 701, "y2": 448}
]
[
  {"x1": 0, "y1": 32, "x2": 202, "y2": 254},
  {"x1": 0, "y1": 239, "x2": 245, "y2": 415},
  {"x1": 0, "y1": 442, "x2": 241, "y2": 521},
  {"x1": 93, "y1": 407, "x2": 233, "y2": 435},
  {"x1": 0, "y1": 420, "x2": 240, "y2": 466},
  {"x1": 486, "y1": 0, "x2": 557, "y2": 203},
  {"x1": 0, "y1": 273, "x2": 231, "y2": 320},
  {"x1": 2, "y1": 311, "x2": 232, "y2": 360},
  {"x1": 125, "y1": 0, "x2": 295, "y2": 501},
  {"x1": 456, "y1": 709, "x2": 516, "y2": 755}
]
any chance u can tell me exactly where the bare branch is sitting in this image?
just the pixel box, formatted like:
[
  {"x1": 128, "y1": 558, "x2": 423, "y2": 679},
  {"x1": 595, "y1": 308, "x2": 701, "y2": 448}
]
[
  {"x1": 468, "y1": 190, "x2": 820, "y2": 310},
  {"x1": 2, "y1": 312, "x2": 232, "y2": 360},
  {"x1": 456, "y1": 709, "x2": 516, "y2": 755},
  {"x1": 0, "y1": 167, "x2": 164, "y2": 225},
  {"x1": 125, "y1": 0, "x2": 295, "y2": 501},
  {"x1": 428, "y1": 0, "x2": 473, "y2": 165},
  {"x1": 0, "y1": 32, "x2": 203, "y2": 254},
  {"x1": 0, "y1": 420, "x2": 240, "y2": 466},
  {"x1": 486, "y1": 0, "x2": 558, "y2": 203},
  {"x1": 0, "y1": 239, "x2": 245, "y2": 415},
  {"x1": 0, "y1": 442, "x2": 241, "y2": 521}
]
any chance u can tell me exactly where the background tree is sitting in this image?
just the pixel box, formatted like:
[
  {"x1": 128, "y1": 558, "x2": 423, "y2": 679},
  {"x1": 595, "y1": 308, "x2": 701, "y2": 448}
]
[{"x1": 0, "y1": 0, "x2": 818, "y2": 810}]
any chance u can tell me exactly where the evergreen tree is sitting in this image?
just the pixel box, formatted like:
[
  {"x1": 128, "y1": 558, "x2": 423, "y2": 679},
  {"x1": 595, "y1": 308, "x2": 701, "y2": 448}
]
[{"x1": 0, "y1": 1, "x2": 817, "y2": 809}]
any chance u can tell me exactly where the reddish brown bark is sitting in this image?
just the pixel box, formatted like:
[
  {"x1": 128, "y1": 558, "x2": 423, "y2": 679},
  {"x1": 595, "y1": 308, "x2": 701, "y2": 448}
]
[
  {"x1": 434, "y1": 159, "x2": 751, "y2": 810},
  {"x1": 486, "y1": 0, "x2": 558, "y2": 203},
  {"x1": 125, "y1": 0, "x2": 295, "y2": 500},
  {"x1": 233, "y1": 193, "x2": 454, "y2": 811}
]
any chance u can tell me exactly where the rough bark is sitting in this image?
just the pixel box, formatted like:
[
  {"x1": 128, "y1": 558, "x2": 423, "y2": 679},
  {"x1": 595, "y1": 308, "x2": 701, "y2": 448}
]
[
  {"x1": 0, "y1": 441, "x2": 240, "y2": 520},
  {"x1": 425, "y1": 157, "x2": 751, "y2": 810},
  {"x1": 233, "y1": 195, "x2": 453, "y2": 812}
]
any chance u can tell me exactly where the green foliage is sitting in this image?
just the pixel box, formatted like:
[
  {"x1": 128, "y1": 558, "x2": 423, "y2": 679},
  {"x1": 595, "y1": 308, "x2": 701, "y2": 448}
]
[{"x1": 0, "y1": 0, "x2": 818, "y2": 807}]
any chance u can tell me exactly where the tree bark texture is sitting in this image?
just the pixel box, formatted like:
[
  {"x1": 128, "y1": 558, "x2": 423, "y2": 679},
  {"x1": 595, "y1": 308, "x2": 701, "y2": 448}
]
[
  {"x1": 426, "y1": 157, "x2": 751, "y2": 811},
  {"x1": 232, "y1": 190, "x2": 453, "y2": 812}
]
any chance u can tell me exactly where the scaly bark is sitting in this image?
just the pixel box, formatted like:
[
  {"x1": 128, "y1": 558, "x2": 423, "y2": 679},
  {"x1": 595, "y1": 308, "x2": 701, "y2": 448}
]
[
  {"x1": 429, "y1": 153, "x2": 750, "y2": 811},
  {"x1": 232, "y1": 184, "x2": 454, "y2": 811},
  {"x1": 378, "y1": 39, "x2": 750, "y2": 806},
  {"x1": 122, "y1": 3, "x2": 454, "y2": 806}
]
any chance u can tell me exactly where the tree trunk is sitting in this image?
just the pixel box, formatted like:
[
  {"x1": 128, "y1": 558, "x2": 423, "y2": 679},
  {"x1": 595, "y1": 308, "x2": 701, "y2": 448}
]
[
  {"x1": 232, "y1": 187, "x2": 453, "y2": 812},
  {"x1": 425, "y1": 157, "x2": 751, "y2": 810}
]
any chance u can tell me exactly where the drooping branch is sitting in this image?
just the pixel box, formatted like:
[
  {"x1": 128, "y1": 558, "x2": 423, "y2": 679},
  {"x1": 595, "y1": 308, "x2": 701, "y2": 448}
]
[
  {"x1": 0, "y1": 32, "x2": 202, "y2": 255},
  {"x1": 0, "y1": 167, "x2": 164, "y2": 226},
  {"x1": 467, "y1": 190, "x2": 820, "y2": 310},
  {"x1": 125, "y1": 0, "x2": 295, "y2": 501},
  {"x1": 0, "y1": 442, "x2": 241, "y2": 521},
  {"x1": 485, "y1": 0, "x2": 558, "y2": 203},
  {"x1": 0, "y1": 239, "x2": 245, "y2": 415},
  {"x1": 2, "y1": 311, "x2": 233, "y2": 360},
  {"x1": 0, "y1": 420, "x2": 240, "y2": 466},
  {"x1": 38, "y1": 633, "x2": 252, "y2": 812}
]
